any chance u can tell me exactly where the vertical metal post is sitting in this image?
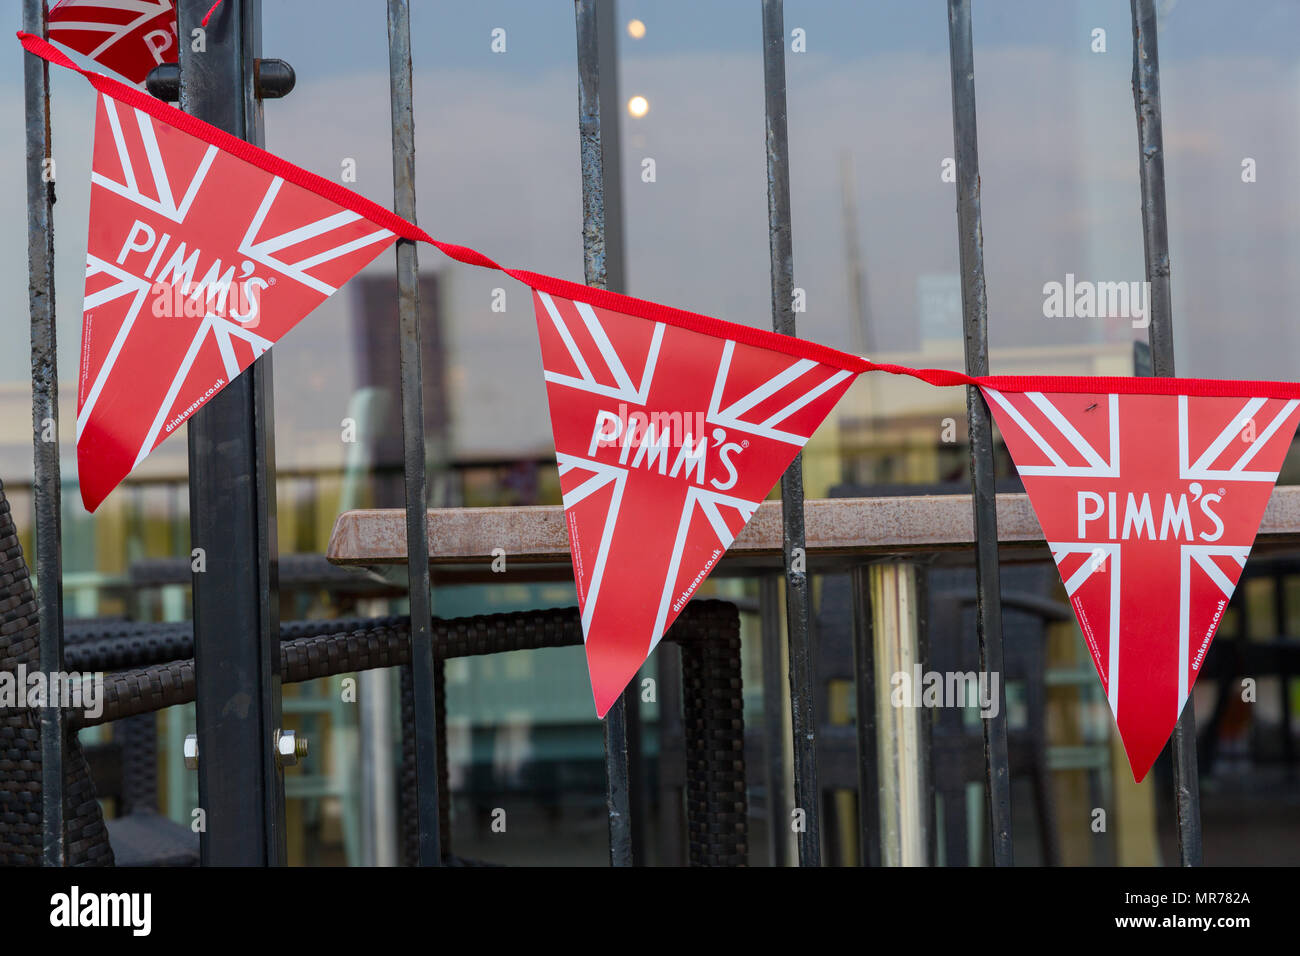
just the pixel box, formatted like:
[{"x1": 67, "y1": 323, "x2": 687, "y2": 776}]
[
  {"x1": 386, "y1": 0, "x2": 443, "y2": 867},
  {"x1": 602, "y1": 691, "x2": 634, "y2": 867},
  {"x1": 869, "y1": 562, "x2": 929, "y2": 865},
  {"x1": 761, "y1": 0, "x2": 821, "y2": 868},
  {"x1": 1130, "y1": 0, "x2": 1202, "y2": 866},
  {"x1": 575, "y1": 0, "x2": 633, "y2": 867},
  {"x1": 595, "y1": 1, "x2": 627, "y2": 296},
  {"x1": 180, "y1": 0, "x2": 284, "y2": 866},
  {"x1": 23, "y1": 0, "x2": 64, "y2": 867},
  {"x1": 850, "y1": 565, "x2": 880, "y2": 866},
  {"x1": 654, "y1": 642, "x2": 686, "y2": 865},
  {"x1": 759, "y1": 576, "x2": 790, "y2": 866},
  {"x1": 946, "y1": 0, "x2": 1013, "y2": 867},
  {"x1": 594, "y1": 0, "x2": 647, "y2": 863}
]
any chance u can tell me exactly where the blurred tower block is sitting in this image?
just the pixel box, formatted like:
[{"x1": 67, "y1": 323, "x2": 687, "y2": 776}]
[{"x1": 349, "y1": 274, "x2": 451, "y2": 508}]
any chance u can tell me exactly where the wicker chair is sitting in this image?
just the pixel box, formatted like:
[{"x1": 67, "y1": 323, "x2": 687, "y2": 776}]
[
  {"x1": 396, "y1": 600, "x2": 747, "y2": 866},
  {"x1": 0, "y1": 481, "x2": 115, "y2": 865},
  {"x1": 0, "y1": 479, "x2": 747, "y2": 866}
]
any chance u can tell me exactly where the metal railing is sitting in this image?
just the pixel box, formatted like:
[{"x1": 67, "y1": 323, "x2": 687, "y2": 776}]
[
  {"x1": 20, "y1": 0, "x2": 1204, "y2": 866},
  {"x1": 23, "y1": 0, "x2": 63, "y2": 869}
]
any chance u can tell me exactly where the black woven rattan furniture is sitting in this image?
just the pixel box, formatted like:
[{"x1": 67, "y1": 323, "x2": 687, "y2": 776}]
[
  {"x1": 72, "y1": 603, "x2": 747, "y2": 867},
  {"x1": 1, "y1": 482, "x2": 114, "y2": 865},
  {"x1": 397, "y1": 600, "x2": 747, "y2": 866},
  {"x1": 1, "y1": 479, "x2": 747, "y2": 865}
]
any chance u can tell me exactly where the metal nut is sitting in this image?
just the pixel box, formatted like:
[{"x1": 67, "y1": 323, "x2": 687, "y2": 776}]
[
  {"x1": 275, "y1": 729, "x2": 308, "y2": 767},
  {"x1": 183, "y1": 734, "x2": 199, "y2": 770}
]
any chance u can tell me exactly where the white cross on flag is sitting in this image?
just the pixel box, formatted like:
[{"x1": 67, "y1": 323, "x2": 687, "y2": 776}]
[
  {"x1": 48, "y1": 0, "x2": 177, "y2": 84},
  {"x1": 534, "y1": 290, "x2": 860, "y2": 716},
  {"x1": 983, "y1": 384, "x2": 1300, "y2": 780}
]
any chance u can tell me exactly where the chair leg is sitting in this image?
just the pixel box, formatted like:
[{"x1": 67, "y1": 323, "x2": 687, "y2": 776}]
[
  {"x1": 399, "y1": 660, "x2": 451, "y2": 866},
  {"x1": 435, "y1": 655, "x2": 450, "y2": 858},
  {"x1": 399, "y1": 666, "x2": 417, "y2": 867},
  {"x1": 63, "y1": 726, "x2": 116, "y2": 866},
  {"x1": 678, "y1": 606, "x2": 747, "y2": 866}
]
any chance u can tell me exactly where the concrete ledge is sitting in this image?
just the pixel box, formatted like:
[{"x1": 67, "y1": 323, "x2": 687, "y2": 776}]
[{"x1": 327, "y1": 485, "x2": 1300, "y2": 569}]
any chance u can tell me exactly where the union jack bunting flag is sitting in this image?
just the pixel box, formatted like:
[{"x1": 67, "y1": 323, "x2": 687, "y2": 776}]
[
  {"x1": 535, "y1": 290, "x2": 858, "y2": 715},
  {"x1": 48, "y1": 0, "x2": 177, "y2": 84},
  {"x1": 78, "y1": 88, "x2": 396, "y2": 509},
  {"x1": 983, "y1": 387, "x2": 1300, "y2": 780}
]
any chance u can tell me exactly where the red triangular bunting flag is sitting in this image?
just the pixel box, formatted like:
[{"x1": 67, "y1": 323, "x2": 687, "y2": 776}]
[
  {"x1": 983, "y1": 386, "x2": 1300, "y2": 781},
  {"x1": 534, "y1": 290, "x2": 859, "y2": 716},
  {"x1": 77, "y1": 89, "x2": 397, "y2": 510},
  {"x1": 49, "y1": 0, "x2": 177, "y2": 84}
]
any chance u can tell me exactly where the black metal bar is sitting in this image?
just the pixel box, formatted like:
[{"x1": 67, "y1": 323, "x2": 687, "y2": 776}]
[
  {"x1": 602, "y1": 693, "x2": 634, "y2": 866},
  {"x1": 23, "y1": 0, "x2": 63, "y2": 868},
  {"x1": 946, "y1": 0, "x2": 1014, "y2": 868},
  {"x1": 1130, "y1": 0, "x2": 1202, "y2": 867},
  {"x1": 386, "y1": 0, "x2": 442, "y2": 867},
  {"x1": 849, "y1": 566, "x2": 879, "y2": 866},
  {"x1": 1131, "y1": 1, "x2": 1176, "y2": 382},
  {"x1": 574, "y1": 0, "x2": 633, "y2": 867},
  {"x1": 595, "y1": 0, "x2": 627, "y2": 296},
  {"x1": 654, "y1": 642, "x2": 686, "y2": 865},
  {"x1": 594, "y1": 0, "x2": 647, "y2": 864},
  {"x1": 759, "y1": 576, "x2": 789, "y2": 866},
  {"x1": 761, "y1": 0, "x2": 820, "y2": 868},
  {"x1": 180, "y1": 0, "x2": 284, "y2": 866}
]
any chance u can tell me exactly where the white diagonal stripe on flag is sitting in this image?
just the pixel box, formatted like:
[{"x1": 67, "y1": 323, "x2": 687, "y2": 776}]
[
  {"x1": 706, "y1": 340, "x2": 819, "y2": 446},
  {"x1": 91, "y1": 97, "x2": 217, "y2": 222},
  {"x1": 1179, "y1": 395, "x2": 1286, "y2": 482},
  {"x1": 986, "y1": 388, "x2": 1119, "y2": 477},
  {"x1": 77, "y1": 255, "x2": 152, "y2": 441},
  {"x1": 649, "y1": 487, "x2": 757, "y2": 656},
  {"x1": 1025, "y1": 391, "x2": 1115, "y2": 473},
  {"x1": 1050, "y1": 541, "x2": 1122, "y2": 716},
  {"x1": 538, "y1": 292, "x2": 664, "y2": 403},
  {"x1": 1229, "y1": 400, "x2": 1300, "y2": 473},
  {"x1": 237, "y1": 178, "x2": 392, "y2": 295},
  {"x1": 555, "y1": 453, "x2": 628, "y2": 637}
]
